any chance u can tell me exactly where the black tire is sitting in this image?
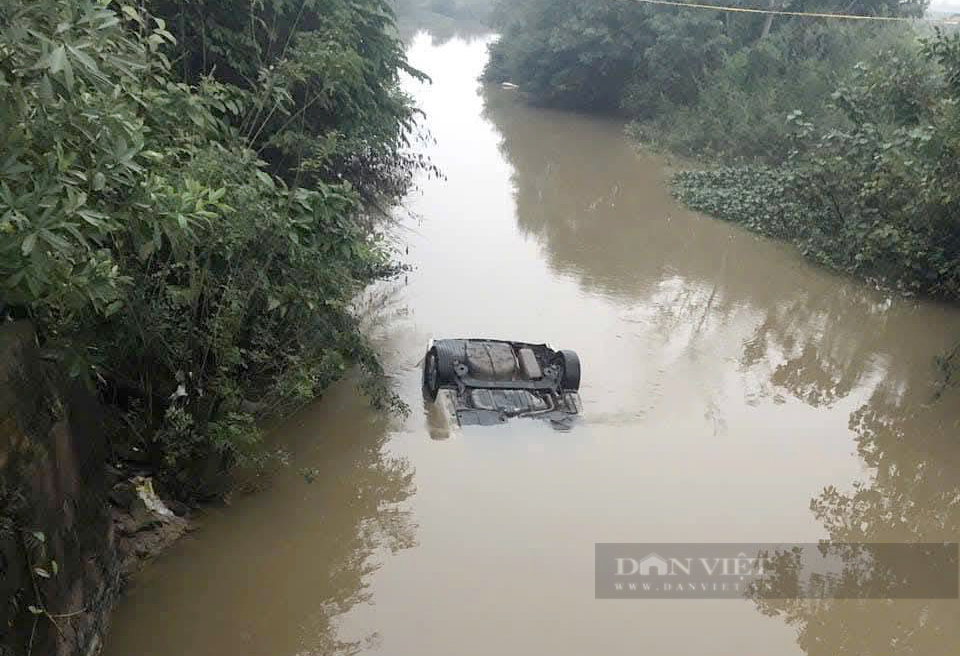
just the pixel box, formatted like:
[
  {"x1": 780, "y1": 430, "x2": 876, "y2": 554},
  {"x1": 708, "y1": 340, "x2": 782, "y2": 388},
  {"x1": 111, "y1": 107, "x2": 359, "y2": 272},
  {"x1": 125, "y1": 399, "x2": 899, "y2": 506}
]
[
  {"x1": 422, "y1": 347, "x2": 440, "y2": 401},
  {"x1": 423, "y1": 343, "x2": 460, "y2": 401},
  {"x1": 556, "y1": 349, "x2": 581, "y2": 391},
  {"x1": 432, "y1": 341, "x2": 460, "y2": 384}
]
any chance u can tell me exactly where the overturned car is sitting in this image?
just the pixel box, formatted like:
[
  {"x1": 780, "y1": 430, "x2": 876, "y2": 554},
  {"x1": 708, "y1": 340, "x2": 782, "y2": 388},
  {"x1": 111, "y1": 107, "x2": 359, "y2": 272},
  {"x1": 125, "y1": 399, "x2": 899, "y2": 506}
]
[{"x1": 422, "y1": 338, "x2": 581, "y2": 431}]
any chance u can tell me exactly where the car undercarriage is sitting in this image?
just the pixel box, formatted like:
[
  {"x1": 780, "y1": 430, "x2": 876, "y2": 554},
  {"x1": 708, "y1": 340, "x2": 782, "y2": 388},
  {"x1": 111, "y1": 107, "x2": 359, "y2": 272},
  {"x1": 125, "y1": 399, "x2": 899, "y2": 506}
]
[{"x1": 422, "y1": 338, "x2": 581, "y2": 432}]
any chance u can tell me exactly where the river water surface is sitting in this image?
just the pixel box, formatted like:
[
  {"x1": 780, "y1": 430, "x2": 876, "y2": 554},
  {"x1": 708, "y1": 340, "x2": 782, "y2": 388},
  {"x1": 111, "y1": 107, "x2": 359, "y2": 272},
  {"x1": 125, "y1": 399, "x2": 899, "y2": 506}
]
[{"x1": 104, "y1": 32, "x2": 960, "y2": 656}]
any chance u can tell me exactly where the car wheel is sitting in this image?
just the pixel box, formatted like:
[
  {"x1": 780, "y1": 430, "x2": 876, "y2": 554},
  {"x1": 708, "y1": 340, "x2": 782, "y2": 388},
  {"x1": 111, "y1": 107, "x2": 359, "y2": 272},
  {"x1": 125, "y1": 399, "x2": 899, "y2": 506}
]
[
  {"x1": 432, "y1": 341, "x2": 460, "y2": 384},
  {"x1": 423, "y1": 347, "x2": 440, "y2": 401},
  {"x1": 556, "y1": 349, "x2": 581, "y2": 391}
]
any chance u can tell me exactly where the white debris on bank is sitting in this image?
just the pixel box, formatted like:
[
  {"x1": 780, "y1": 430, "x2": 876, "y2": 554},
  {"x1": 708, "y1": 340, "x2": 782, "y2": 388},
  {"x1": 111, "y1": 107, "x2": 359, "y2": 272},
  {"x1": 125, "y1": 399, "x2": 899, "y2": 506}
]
[{"x1": 132, "y1": 476, "x2": 174, "y2": 517}]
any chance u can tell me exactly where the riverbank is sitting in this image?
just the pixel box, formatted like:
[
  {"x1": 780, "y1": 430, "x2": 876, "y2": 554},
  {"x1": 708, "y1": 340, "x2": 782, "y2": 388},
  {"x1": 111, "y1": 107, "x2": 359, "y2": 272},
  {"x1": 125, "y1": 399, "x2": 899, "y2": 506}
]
[
  {"x1": 668, "y1": 152, "x2": 960, "y2": 302},
  {"x1": 1, "y1": 1, "x2": 427, "y2": 653},
  {"x1": 0, "y1": 322, "x2": 194, "y2": 656},
  {"x1": 483, "y1": 1, "x2": 960, "y2": 302}
]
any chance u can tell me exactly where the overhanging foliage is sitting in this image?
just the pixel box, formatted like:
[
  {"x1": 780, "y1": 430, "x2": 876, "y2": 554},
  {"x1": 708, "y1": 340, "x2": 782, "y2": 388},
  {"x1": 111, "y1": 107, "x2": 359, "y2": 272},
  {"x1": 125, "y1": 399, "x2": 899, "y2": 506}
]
[{"x1": 0, "y1": 0, "x2": 422, "y2": 488}]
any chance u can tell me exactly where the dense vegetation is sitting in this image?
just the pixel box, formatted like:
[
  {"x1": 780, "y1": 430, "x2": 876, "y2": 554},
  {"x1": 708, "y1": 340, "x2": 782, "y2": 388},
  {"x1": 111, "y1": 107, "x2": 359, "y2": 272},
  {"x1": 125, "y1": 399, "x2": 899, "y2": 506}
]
[
  {"x1": 390, "y1": 0, "x2": 494, "y2": 42},
  {"x1": 393, "y1": 0, "x2": 494, "y2": 24},
  {"x1": 0, "y1": 0, "x2": 424, "y2": 494},
  {"x1": 484, "y1": 0, "x2": 960, "y2": 299}
]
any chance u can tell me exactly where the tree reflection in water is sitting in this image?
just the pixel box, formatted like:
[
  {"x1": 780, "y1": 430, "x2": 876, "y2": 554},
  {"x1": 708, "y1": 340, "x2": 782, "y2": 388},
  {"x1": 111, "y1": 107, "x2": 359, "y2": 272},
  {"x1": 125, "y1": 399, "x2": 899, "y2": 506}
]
[
  {"x1": 297, "y1": 446, "x2": 416, "y2": 656},
  {"x1": 746, "y1": 377, "x2": 960, "y2": 656},
  {"x1": 481, "y1": 83, "x2": 960, "y2": 655}
]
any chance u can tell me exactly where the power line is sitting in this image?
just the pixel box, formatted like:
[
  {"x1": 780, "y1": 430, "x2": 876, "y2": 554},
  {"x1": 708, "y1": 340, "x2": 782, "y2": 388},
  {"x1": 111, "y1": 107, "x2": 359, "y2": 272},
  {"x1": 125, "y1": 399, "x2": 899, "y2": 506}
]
[{"x1": 630, "y1": 0, "x2": 960, "y2": 24}]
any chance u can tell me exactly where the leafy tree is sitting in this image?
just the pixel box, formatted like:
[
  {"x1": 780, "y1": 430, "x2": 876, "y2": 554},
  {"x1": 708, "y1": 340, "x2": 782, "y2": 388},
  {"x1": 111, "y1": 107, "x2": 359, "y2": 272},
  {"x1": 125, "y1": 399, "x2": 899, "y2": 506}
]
[
  {"x1": 0, "y1": 0, "x2": 418, "y2": 493},
  {"x1": 484, "y1": 0, "x2": 924, "y2": 115},
  {"x1": 673, "y1": 30, "x2": 960, "y2": 297},
  {"x1": 484, "y1": 0, "x2": 655, "y2": 111},
  {"x1": 145, "y1": 0, "x2": 428, "y2": 205},
  {"x1": 785, "y1": 29, "x2": 960, "y2": 295},
  {"x1": 622, "y1": 10, "x2": 731, "y2": 116}
]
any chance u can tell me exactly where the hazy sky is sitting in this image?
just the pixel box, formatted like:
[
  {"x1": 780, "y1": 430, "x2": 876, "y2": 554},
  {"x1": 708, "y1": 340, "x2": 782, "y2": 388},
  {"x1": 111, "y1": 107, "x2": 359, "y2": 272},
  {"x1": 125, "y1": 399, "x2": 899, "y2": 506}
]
[{"x1": 930, "y1": 0, "x2": 959, "y2": 8}]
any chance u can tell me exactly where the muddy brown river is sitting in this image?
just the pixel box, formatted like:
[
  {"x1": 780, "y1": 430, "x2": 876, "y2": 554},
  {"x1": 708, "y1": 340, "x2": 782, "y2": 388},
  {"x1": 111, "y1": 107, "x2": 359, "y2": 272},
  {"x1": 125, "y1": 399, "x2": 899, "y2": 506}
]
[{"x1": 104, "y1": 32, "x2": 960, "y2": 656}]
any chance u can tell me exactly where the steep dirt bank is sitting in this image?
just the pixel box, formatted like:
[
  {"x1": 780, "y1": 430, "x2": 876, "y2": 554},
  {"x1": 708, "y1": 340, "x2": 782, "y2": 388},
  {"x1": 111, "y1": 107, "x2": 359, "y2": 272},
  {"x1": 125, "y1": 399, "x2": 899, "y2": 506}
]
[{"x1": 1, "y1": 321, "x2": 189, "y2": 656}]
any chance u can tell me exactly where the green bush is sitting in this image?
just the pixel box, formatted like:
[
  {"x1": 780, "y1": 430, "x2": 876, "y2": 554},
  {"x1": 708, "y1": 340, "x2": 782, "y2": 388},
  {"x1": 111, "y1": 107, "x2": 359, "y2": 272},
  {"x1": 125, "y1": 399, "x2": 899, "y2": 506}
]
[
  {"x1": 483, "y1": 0, "x2": 654, "y2": 111},
  {"x1": 0, "y1": 0, "x2": 417, "y2": 487},
  {"x1": 485, "y1": 0, "x2": 921, "y2": 127},
  {"x1": 672, "y1": 30, "x2": 960, "y2": 298},
  {"x1": 630, "y1": 23, "x2": 918, "y2": 161},
  {"x1": 785, "y1": 30, "x2": 960, "y2": 296},
  {"x1": 622, "y1": 10, "x2": 731, "y2": 117},
  {"x1": 147, "y1": 0, "x2": 427, "y2": 200}
]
